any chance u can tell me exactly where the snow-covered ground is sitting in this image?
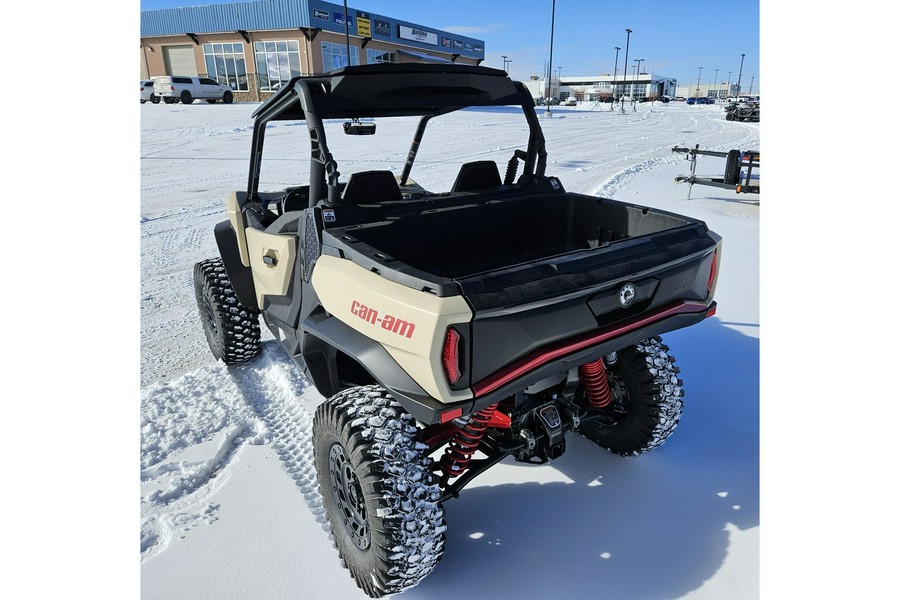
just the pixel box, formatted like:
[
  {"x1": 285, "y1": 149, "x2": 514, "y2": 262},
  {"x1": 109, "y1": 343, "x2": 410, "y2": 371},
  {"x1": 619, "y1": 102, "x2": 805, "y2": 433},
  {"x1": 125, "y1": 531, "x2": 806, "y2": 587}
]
[{"x1": 140, "y1": 100, "x2": 759, "y2": 599}]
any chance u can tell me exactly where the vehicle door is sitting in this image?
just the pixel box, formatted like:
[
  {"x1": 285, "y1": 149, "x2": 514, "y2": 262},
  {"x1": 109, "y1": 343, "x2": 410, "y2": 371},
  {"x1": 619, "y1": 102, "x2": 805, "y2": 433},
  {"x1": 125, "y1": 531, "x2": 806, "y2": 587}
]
[{"x1": 199, "y1": 78, "x2": 223, "y2": 99}]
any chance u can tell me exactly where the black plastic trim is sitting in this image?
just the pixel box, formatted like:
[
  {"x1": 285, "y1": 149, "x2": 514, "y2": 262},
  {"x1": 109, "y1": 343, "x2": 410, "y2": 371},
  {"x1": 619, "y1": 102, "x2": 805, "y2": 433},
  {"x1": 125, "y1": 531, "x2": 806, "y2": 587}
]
[
  {"x1": 214, "y1": 220, "x2": 258, "y2": 310},
  {"x1": 301, "y1": 312, "x2": 474, "y2": 425}
]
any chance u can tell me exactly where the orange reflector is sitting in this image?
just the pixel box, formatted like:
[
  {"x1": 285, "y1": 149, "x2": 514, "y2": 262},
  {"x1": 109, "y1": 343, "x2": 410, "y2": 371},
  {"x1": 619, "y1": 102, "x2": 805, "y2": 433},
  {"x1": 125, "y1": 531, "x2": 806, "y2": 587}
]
[
  {"x1": 706, "y1": 304, "x2": 717, "y2": 318},
  {"x1": 439, "y1": 407, "x2": 463, "y2": 423}
]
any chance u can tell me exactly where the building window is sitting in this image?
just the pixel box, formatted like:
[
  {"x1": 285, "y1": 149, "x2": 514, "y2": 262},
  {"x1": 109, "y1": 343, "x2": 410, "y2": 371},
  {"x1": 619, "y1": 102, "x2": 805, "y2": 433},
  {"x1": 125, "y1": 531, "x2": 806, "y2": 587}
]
[
  {"x1": 254, "y1": 40, "x2": 301, "y2": 91},
  {"x1": 322, "y1": 41, "x2": 359, "y2": 71},
  {"x1": 366, "y1": 49, "x2": 396, "y2": 64},
  {"x1": 202, "y1": 43, "x2": 248, "y2": 91}
]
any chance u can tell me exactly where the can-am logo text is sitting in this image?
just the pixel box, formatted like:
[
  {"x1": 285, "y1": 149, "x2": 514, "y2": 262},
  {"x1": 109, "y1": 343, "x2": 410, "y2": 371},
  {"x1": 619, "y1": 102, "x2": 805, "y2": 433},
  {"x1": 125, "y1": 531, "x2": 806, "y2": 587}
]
[{"x1": 351, "y1": 300, "x2": 416, "y2": 338}]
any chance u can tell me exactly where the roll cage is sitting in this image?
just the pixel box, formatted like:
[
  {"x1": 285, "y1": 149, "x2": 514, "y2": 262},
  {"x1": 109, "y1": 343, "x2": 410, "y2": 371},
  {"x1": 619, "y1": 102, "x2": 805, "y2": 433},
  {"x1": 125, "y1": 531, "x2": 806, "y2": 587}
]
[{"x1": 244, "y1": 63, "x2": 547, "y2": 209}]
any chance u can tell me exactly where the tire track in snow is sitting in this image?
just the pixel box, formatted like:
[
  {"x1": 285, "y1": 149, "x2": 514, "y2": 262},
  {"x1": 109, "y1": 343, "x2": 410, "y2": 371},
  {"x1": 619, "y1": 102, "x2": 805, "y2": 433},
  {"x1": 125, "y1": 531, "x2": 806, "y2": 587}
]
[
  {"x1": 140, "y1": 344, "x2": 328, "y2": 562},
  {"x1": 224, "y1": 345, "x2": 331, "y2": 532}
]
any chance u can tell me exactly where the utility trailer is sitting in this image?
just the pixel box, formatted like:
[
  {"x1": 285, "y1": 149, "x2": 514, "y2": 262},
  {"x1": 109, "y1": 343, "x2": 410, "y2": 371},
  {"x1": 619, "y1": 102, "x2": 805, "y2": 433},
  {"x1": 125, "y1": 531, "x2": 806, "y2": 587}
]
[{"x1": 673, "y1": 145, "x2": 760, "y2": 199}]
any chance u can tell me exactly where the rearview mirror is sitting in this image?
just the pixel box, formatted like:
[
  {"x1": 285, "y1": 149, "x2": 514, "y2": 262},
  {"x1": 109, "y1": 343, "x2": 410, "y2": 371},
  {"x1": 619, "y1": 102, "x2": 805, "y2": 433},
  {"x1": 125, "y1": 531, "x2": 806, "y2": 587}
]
[{"x1": 343, "y1": 121, "x2": 376, "y2": 135}]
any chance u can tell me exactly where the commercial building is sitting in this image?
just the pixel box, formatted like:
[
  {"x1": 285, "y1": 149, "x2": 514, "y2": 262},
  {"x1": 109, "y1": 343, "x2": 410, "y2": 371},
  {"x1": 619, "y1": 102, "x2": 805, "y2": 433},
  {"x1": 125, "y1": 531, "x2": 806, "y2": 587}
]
[
  {"x1": 140, "y1": 0, "x2": 486, "y2": 102},
  {"x1": 522, "y1": 72, "x2": 679, "y2": 103},
  {"x1": 675, "y1": 81, "x2": 739, "y2": 100}
]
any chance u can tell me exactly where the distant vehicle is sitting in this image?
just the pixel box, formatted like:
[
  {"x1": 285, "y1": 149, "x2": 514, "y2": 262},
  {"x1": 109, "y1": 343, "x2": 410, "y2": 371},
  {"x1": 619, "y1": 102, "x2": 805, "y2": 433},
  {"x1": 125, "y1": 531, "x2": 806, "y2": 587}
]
[
  {"x1": 687, "y1": 97, "x2": 714, "y2": 105},
  {"x1": 725, "y1": 102, "x2": 759, "y2": 122},
  {"x1": 658, "y1": 95, "x2": 671, "y2": 103},
  {"x1": 675, "y1": 96, "x2": 686, "y2": 102},
  {"x1": 141, "y1": 80, "x2": 159, "y2": 104},
  {"x1": 562, "y1": 97, "x2": 577, "y2": 106},
  {"x1": 153, "y1": 76, "x2": 235, "y2": 104}
]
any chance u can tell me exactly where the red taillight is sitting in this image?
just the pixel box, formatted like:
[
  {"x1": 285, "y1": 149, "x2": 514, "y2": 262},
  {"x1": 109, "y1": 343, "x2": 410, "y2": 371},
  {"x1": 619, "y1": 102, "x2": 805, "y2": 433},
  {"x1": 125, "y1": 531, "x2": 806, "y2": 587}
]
[
  {"x1": 707, "y1": 249, "x2": 719, "y2": 296},
  {"x1": 442, "y1": 327, "x2": 462, "y2": 386}
]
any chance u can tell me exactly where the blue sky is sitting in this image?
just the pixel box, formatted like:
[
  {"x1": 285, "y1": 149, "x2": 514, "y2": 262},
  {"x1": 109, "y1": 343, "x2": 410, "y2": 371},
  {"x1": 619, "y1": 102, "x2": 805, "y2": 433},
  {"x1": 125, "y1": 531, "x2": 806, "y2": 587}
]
[{"x1": 139, "y1": 0, "x2": 761, "y2": 92}]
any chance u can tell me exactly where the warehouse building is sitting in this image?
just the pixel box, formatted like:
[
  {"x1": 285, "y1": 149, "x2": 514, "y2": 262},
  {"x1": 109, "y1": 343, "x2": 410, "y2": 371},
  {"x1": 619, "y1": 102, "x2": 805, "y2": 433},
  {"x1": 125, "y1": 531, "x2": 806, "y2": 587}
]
[{"x1": 140, "y1": 0, "x2": 486, "y2": 102}]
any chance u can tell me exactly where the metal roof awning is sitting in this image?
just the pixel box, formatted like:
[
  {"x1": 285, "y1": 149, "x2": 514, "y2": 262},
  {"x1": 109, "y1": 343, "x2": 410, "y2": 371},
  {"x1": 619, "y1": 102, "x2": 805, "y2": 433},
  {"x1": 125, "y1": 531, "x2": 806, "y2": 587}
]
[{"x1": 397, "y1": 49, "x2": 453, "y2": 64}]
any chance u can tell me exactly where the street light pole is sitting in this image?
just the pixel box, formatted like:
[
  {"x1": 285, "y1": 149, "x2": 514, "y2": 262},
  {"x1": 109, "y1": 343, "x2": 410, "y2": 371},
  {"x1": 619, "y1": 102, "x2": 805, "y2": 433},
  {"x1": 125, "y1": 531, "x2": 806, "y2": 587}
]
[
  {"x1": 696, "y1": 66, "x2": 703, "y2": 101},
  {"x1": 502, "y1": 55, "x2": 508, "y2": 71},
  {"x1": 620, "y1": 28, "x2": 632, "y2": 114},
  {"x1": 736, "y1": 53, "x2": 745, "y2": 96},
  {"x1": 713, "y1": 68, "x2": 719, "y2": 100},
  {"x1": 611, "y1": 46, "x2": 620, "y2": 111},
  {"x1": 634, "y1": 58, "x2": 644, "y2": 104},
  {"x1": 546, "y1": 0, "x2": 556, "y2": 116},
  {"x1": 342, "y1": 0, "x2": 351, "y2": 65},
  {"x1": 749, "y1": 74, "x2": 755, "y2": 95},
  {"x1": 727, "y1": 70, "x2": 732, "y2": 99}
]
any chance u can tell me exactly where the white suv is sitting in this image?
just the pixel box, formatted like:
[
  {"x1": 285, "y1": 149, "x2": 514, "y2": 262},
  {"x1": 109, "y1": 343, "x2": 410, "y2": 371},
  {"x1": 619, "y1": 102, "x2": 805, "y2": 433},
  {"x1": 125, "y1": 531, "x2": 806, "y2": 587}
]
[
  {"x1": 140, "y1": 80, "x2": 159, "y2": 104},
  {"x1": 153, "y1": 76, "x2": 235, "y2": 104}
]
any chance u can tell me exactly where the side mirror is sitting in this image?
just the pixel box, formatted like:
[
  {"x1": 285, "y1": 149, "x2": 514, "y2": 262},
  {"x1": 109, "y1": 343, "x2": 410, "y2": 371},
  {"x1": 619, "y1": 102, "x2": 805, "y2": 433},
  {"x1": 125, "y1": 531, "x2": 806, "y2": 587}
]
[{"x1": 343, "y1": 121, "x2": 376, "y2": 135}]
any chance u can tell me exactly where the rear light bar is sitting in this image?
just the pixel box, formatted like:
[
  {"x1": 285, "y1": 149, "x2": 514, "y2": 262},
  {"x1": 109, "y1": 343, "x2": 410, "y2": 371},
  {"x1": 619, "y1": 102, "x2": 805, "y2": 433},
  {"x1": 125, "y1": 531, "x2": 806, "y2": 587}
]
[{"x1": 442, "y1": 327, "x2": 462, "y2": 386}]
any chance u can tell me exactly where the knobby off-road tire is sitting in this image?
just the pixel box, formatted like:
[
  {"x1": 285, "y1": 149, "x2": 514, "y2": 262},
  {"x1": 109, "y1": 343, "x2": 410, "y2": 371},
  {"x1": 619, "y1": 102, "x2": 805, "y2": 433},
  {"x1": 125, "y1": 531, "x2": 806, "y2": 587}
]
[
  {"x1": 313, "y1": 385, "x2": 446, "y2": 598},
  {"x1": 193, "y1": 258, "x2": 261, "y2": 364},
  {"x1": 579, "y1": 336, "x2": 684, "y2": 456}
]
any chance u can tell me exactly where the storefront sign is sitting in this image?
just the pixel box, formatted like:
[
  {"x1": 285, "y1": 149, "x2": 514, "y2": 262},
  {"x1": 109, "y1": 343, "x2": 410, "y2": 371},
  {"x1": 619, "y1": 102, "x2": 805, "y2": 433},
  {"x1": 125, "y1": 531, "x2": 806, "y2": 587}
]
[
  {"x1": 313, "y1": 9, "x2": 329, "y2": 20},
  {"x1": 453, "y1": 40, "x2": 463, "y2": 50},
  {"x1": 374, "y1": 19, "x2": 391, "y2": 36},
  {"x1": 333, "y1": 12, "x2": 354, "y2": 27},
  {"x1": 398, "y1": 25, "x2": 437, "y2": 45},
  {"x1": 357, "y1": 11, "x2": 371, "y2": 37}
]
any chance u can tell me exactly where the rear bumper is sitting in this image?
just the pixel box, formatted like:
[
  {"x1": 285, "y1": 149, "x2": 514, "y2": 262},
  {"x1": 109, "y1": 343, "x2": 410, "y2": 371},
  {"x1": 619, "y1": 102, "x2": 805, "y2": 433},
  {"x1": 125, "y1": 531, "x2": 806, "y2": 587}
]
[{"x1": 466, "y1": 299, "x2": 714, "y2": 413}]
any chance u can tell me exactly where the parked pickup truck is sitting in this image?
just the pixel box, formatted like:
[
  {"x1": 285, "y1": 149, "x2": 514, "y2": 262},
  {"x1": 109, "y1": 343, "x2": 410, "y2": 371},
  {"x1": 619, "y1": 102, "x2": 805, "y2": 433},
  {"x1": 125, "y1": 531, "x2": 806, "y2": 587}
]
[
  {"x1": 152, "y1": 75, "x2": 234, "y2": 104},
  {"x1": 193, "y1": 63, "x2": 721, "y2": 598}
]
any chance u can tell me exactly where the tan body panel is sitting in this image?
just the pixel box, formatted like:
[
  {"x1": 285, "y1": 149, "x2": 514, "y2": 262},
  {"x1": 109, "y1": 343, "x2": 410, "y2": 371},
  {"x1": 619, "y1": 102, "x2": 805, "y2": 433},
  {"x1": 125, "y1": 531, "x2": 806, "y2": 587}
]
[
  {"x1": 245, "y1": 228, "x2": 297, "y2": 307},
  {"x1": 312, "y1": 254, "x2": 473, "y2": 403},
  {"x1": 226, "y1": 192, "x2": 250, "y2": 267}
]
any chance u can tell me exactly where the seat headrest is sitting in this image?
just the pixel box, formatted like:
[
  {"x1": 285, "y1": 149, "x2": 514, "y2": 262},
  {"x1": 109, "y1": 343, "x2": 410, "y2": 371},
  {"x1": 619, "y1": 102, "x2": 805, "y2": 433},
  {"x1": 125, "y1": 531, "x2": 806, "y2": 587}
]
[
  {"x1": 451, "y1": 160, "x2": 502, "y2": 192},
  {"x1": 341, "y1": 170, "x2": 402, "y2": 204}
]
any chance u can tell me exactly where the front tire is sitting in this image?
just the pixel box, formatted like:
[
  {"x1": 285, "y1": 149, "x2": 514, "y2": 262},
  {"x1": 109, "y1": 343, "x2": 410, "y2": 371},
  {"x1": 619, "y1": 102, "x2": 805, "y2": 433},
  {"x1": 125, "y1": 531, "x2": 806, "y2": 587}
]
[
  {"x1": 193, "y1": 258, "x2": 261, "y2": 364},
  {"x1": 150, "y1": 93, "x2": 160, "y2": 104},
  {"x1": 578, "y1": 337, "x2": 684, "y2": 456},
  {"x1": 313, "y1": 386, "x2": 446, "y2": 598},
  {"x1": 223, "y1": 90, "x2": 234, "y2": 104}
]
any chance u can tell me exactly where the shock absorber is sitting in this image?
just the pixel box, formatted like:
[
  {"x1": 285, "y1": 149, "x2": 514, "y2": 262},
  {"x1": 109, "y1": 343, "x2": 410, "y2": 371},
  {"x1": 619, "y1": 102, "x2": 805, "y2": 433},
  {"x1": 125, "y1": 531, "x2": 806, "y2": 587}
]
[
  {"x1": 440, "y1": 403, "x2": 498, "y2": 477},
  {"x1": 579, "y1": 357, "x2": 613, "y2": 408}
]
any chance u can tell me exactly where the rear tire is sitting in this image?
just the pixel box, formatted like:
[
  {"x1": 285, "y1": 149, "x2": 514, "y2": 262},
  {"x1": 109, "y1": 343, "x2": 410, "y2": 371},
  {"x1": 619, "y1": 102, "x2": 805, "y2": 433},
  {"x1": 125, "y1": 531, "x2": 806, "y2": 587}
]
[
  {"x1": 578, "y1": 337, "x2": 684, "y2": 456},
  {"x1": 223, "y1": 90, "x2": 234, "y2": 104},
  {"x1": 150, "y1": 94, "x2": 160, "y2": 104},
  {"x1": 313, "y1": 386, "x2": 446, "y2": 598},
  {"x1": 193, "y1": 258, "x2": 261, "y2": 364},
  {"x1": 180, "y1": 90, "x2": 194, "y2": 104},
  {"x1": 724, "y1": 149, "x2": 741, "y2": 185}
]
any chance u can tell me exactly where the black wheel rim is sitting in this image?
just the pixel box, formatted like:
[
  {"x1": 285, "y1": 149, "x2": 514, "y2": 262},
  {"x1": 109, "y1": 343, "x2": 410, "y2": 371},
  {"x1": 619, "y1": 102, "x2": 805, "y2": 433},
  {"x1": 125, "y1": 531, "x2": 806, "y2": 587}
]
[{"x1": 328, "y1": 443, "x2": 370, "y2": 550}]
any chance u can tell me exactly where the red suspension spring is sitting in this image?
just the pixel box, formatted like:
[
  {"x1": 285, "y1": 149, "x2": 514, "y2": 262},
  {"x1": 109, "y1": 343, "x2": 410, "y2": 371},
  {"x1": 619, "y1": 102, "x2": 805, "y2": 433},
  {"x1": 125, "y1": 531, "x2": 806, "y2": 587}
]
[
  {"x1": 440, "y1": 403, "x2": 498, "y2": 478},
  {"x1": 579, "y1": 358, "x2": 612, "y2": 408}
]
